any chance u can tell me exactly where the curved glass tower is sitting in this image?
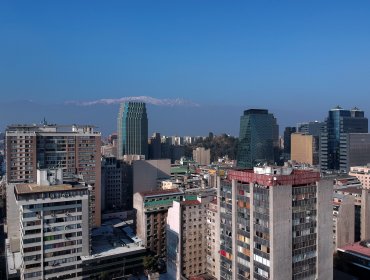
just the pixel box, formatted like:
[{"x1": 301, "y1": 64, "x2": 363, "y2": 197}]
[{"x1": 117, "y1": 102, "x2": 148, "y2": 159}]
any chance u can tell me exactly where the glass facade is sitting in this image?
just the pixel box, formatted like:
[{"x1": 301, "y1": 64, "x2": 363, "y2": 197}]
[
  {"x1": 237, "y1": 109, "x2": 279, "y2": 168},
  {"x1": 320, "y1": 107, "x2": 368, "y2": 171},
  {"x1": 117, "y1": 102, "x2": 148, "y2": 158}
]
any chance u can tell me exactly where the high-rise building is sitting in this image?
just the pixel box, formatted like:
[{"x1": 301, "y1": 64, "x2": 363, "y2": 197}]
[
  {"x1": 291, "y1": 133, "x2": 319, "y2": 165},
  {"x1": 133, "y1": 189, "x2": 183, "y2": 258},
  {"x1": 339, "y1": 133, "x2": 370, "y2": 172},
  {"x1": 320, "y1": 106, "x2": 368, "y2": 172},
  {"x1": 117, "y1": 102, "x2": 148, "y2": 159},
  {"x1": 6, "y1": 124, "x2": 101, "y2": 227},
  {"x1": 193, "y1": 147, "x2": 211, "y2": 166},
  {"x1": 206, "y1": 198, "x2": 220, "y2": 279},
  {"x1": 283, "y1": 127, "x2": 296, "y2": 159},
  {"x1": 101, "y1": 157, "x2": 133, "y2": 212},
  {"x1": 166, "y1": 198, "x2": 211, "y2": 279},
  {"x1": 297, "y1": 121, "x2": 324, "y2": 137},
  {"x1": 6, "y1": 171, "x2": 90, "y2": 280},
  {"x1": 219, "y1": 166, "x2": 333, "y2": 280},
  {"x1": 237, "y1": 109, "x2": 279, "y2": 168},
  {"x1": 148, "y1": 132, "x2": 162, "y2": 160}
]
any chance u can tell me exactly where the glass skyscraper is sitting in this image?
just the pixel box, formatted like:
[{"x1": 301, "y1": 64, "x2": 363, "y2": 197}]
[
  {"x1": 320, "y1": 106, "x2": 368, "y2": 171},
  {"x1": 237, "y1": 109, "x2": 279, "y2": 168},
  {"x1": 117, "y1": 102, "x2": 148, "y2": 158}
]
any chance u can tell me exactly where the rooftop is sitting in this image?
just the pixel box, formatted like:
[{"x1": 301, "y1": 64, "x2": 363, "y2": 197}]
[
  {"x1": 339, "y1": 241, "x2": 370, "y2": 258},
  {"x1": 15, "y1": 183, "x2": 87, "y2": 194},
  {"x1": 81, "y1": 219, "x2": 145, "y2": 261},
  {"x1": 181, "y1": 200, "x2": 201, "y2": 206},
  {"x1": 334, "y1": 186, "x2": 362, "y2": 195},
  {"x1": 7, "y1": 124, "x2": 98, "y2": 132},
  {"x1": 228, "y1": 168, "x2": 320, "y2": 186},
  {"x1": 139, "y1": 188, "x2": 182, "y2": 197}
]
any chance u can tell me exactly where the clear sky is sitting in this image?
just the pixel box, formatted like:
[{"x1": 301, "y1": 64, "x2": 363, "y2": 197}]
[{"x1": 1, "y1": 1, "x2": 370, "y2": 134}]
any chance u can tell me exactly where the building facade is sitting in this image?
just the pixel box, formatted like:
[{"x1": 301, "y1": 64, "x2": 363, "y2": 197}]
[
  {"x1": 291, "y1": 133, "x2": 319, "y2": 165},
  {"x1": 14, "y1": 182, "x2": 90, "y2": 280},
  {"x1": 320, "y1": 107, "x2": 368, "y2": 172},
  {"x1": 333, "y1": 195, "x2": 355, "y2": 252},
  {"x1": 148, "y1": 132, "x2": 162, "y2": 160},
  {"x1": 349, "y1": 165, "x2": 370, "y2": 189},
  {"x1": 206, "y1": 198, "x2": 220, "y2": 279},
  {"x1": 167, "y1": 199, "x2": 209, "y2": 279},
  {"x1": 117, "y1": 102, "x2": 148, "y2": 159},
  {"x1": 6, "y1": 124, "x2": 101, "y2": 227},
  {"x1": 101, "y1": 157, "x2": 133, "y2": 212},
  {"x1": 297, "y1": 121, "x2": 323, "y2": 137},
  {"x1": 237, "y1": 109, "x2": 279, "y2": 168},
  {"x1": 339, "y1": 133, "x2": 370, "y2": 172},
  {"x1": 193, "y1": 147, "x2": 211, "y2": 166},
  {"x1": 283, "y1": 127, "x2": 296, "y2": 160},
  {"x1": 133, "y1": 189, "x2": 183, "y2": 258},
  {"x1": 219, "y1": 166, "x2": 333, "y2": 280}
]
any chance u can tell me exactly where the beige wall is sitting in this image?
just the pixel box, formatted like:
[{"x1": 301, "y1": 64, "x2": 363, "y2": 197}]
[
  {"x1": 133, "y1": 159, "x2": 171, "y2": 193},
  {"x1": 291, "y1": 133, "x2": 314, "y2": 165},
  {"x1": 334, "y1": 195, "x2": 355, "y2": 251}
]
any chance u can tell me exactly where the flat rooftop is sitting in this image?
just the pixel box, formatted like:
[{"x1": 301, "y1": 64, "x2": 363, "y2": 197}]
[
  {"x1": 15, "y1": 183, "x2": 87, "y2": 194},
  {"x1": 228, "y1": 168, "x2": 320, "y2": 186},
  {"x1": 139, "y1": 188, "x2": 183, "y2": 197},
  {"x1": 181, "y1": 200, "x2": 201, "y2": 206},
  {"x1": 339, "y1": 241, "x2": 370, "y2": 258},
  {"x1": 334, "y1": 186, "x2": 362, "y2": 195},
  {"x1": 81, "y1": 219, "x2": 145, "y2": 261}
]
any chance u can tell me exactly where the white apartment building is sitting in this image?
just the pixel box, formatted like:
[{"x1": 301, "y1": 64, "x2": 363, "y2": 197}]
[{"x1": 14, "y1": 183, "x2": 90, "y2": 280}]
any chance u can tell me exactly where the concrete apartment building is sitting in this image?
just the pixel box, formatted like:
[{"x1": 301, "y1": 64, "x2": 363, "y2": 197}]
[
  {"x1": 167, "y1": 199, "x2": 208, "y2": 279},
  {"x1": 206, "y1": 198, "x2": 220, "y2": 279},
  {"x1": 349, "y1": 164, "x2": 370, "y2": 189},
  {"x1": 134, "y1": 188, "x2": 183, "y2": 258},
  {"x1": 219, "y1": 166, "x2": 333, "y2": 280},
  {"x1": 291, "y1": 133, "x2": 319, "y2": 165},
  {"x1": 6, "y1": 174, "x2": 90, "y2": 280},
  {"x1": 193, "y1": 147, "x2": 211, "y2": 166},
  {"x1": 166, "y1": 195, "x2": 216, "y2": 280},
  {"x1": 6, "y1": 124, "x2": 101, "y2": 227}
]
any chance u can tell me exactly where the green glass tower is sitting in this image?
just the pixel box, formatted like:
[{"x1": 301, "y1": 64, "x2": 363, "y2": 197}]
[
  {"x1": 237, "y1": 109, "x2": 279, "y2": 168},
  {"x1": 117, "y1": 102, "x2": 148, "y2": 158}
]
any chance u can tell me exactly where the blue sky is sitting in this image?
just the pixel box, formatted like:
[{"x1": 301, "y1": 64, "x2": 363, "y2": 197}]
[{"x1": 1, "y1": 1, "x2": 370, "y2": 134}]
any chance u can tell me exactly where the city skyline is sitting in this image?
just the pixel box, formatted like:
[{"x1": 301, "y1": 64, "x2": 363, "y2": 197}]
[
  {"x1": 0, "y1": 98, "x2": 368, "y2": 137},
  {"x1": 2, "y1": 2, "x2": 370, "y2": 279}
]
